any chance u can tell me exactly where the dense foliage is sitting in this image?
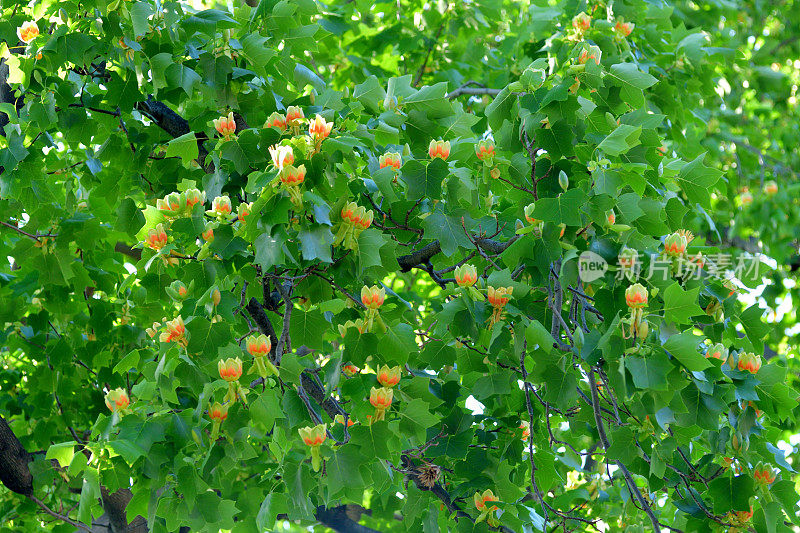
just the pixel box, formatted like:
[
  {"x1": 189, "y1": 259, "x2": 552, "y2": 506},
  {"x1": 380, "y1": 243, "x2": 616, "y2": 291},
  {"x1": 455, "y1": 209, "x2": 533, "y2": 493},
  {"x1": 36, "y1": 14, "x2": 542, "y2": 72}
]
[{"x1": 1, "y1": 0, "x2": 800, "y2": 531}]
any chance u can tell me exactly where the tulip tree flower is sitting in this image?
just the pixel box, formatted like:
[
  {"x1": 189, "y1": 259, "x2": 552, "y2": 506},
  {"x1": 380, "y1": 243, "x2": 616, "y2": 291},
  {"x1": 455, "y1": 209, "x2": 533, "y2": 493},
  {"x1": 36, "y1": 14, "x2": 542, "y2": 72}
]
[
  {"x1": 105, "y1": 388, "x2": 130, "y2": 414},
  {"x1": 369, "y1": 386, "x2": 393, "y2": 422},
  {"x1": 334, "y1": 201, "x2": 374, "y2": 251},
  {"x1": 623, "y1": 284, "x2": 648, "y2": 340},
  {"x1": 360, "y1": 285, "x2": 386, "y2": 332},
  {"x1": 379, "y1": 152, "x2": 401, "y2": 170},
  {"x1": 571, "y1": 12, "x2": 591, "y2": 32},
  {"x1": 213, "y1": 112, "x2": 236, "y2": 140},
  {"x1": 764, "y1": 180, "x2": 778, "y2": 195},
  {"x1": 475, "y1": 139, "x2": 495, "y2": 164},
  {"x1": 17, "y1": 21, "x2": 39, "y2": 43},
  {"x1": 298, "y1": 423, "x2": 326, "y2": 471},
  {"x1": 219, "y1": 357, "x2": 247, "y2": 404},
  {"x1": 428, "y1": 139, "x2": 450, "y2": 160},
  {"x1": 473, "y1": 489, "x2": 500, "y2": 525},
  {"x1": 753, "y1": 462, "x2": 777, "y2": 487},
  {"x1": 208, "y1": 402, "x2": 228, "y2": 441},
  {"x1": 264, "y1": 112, "x2": 287, "y2": 132},
  {"x1": 279, "y1": 164, "x2": 306, "y2": 207},
  {"x1": 376, "y1": 365, "x2": 401, "y2": 388},
  {"x1": 737, "y1": 352, "x2": 761, "y2": 374},
  {"x1": 246, "y1": 334, "x2": 279, "y2": 379},
  {"x1": 160, "y1": 316, "x2": 187, "y2": 347},
  {"x1": 308, "y1": 114, "x2": 333, "y2": 150},
  {"x1": 285, "y1": 105, "x2": 305, "y2": 134},
  {"x1": 145, "y1": 223, "x2": 168, "y2": 251},
  {"x1": 487, "y1": 286, "x2": 512, "y2": 327}
]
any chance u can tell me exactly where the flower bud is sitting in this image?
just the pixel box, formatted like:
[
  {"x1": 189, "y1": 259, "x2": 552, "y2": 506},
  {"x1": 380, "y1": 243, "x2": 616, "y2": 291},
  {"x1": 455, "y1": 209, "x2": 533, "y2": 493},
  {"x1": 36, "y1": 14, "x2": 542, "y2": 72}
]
[
  {"x1": 455, "y1": 264, "x2": 478, "y2": 287},
  {"x1": 308, "y1": 114, "x2": 333, "y2": 142},
  {"x1": 218, "y1": 357, "x2": 243, "y2": 382},
  {"x1": 105, "y1": 388, "x2": 130, "y2": 413},
  {"x1": 706, "y1": 343, "x2": 728, "y2": 361},
  {"x1": 280, "y1": 164, "x2": 306, "y2": 186},
  {"x1": 361, "y1": 285, "x2": 386, "y2": 309},
  {"x1": 664, "y1": 231, "x2": 688, "y2": 256},
  {"x1": 285, "y1": 106, "x2": 305, "y2": 125},
  {"x1": 519, "y1": 420, "x2": 530, "y2": 441},
  {"x1": 211, "y1": 196, "x2": 232, "y2": 216},
  {"x1": 473, "y1": 489, "x2": 499, "y2": 512},
  {"x1": 614, "y1": 20, "x2": 634, "y2": 37},
  {"x1": 213, "y1": 112, "x2": 236, "y2": 138},
  {"x1": 558, "y1": 170, "x2": 569, "y2": 190},
  {"x1": 625, "y1": 283, "x2": 648, "y2": 309},
  {"x1": 606, "y1": 210, "x2": 616, "y2": 226},
  {"x1": 269, "y1": 144, "x2": 295, "y2": 170},
  {"x1": 211, "y1": 288, "x2": 221, "y2": 306},
  {"x1": 753, "y1": 462, "x2": 777, "y2": 486},
  {"x1": 343, "y1": 364, "x2": 359, "y2": 376},
  {"x1": 379, "y1": 152, "x2": 402, "y2": 170},
  {"x1": 490, "y1": 167, "x2": 501, "y2": 180},
  {"x1": 764, "y1": 180, "x2": 778, "y2": 195},
  {"x1": 237, "y1": 202, "x2": 252, "y2": 223},
  {"x1": 635, "y1": 319, "x2": 648, "y2": 339},
  {"x1": 475, "y1": 139, "x2": 495, "y2": 163},
  {"x1": 17, "y1": 21, "x2": 39, "y2": 43},
  {"x1": 487, "y1": 286, "x2": 513, "y2": 308},
  {"x1": 740, "y1": 191, "x2": 753, "y2": 206},
  {"x1": 428, "y1": 140, "x2": 451, "y2": 160},
  {"x1": 376, "y1": 365, "x2": 401, "y2": 388},
  {"x1": 168, "y1": 280, "x2": 189, "y2": 300},
  {"x1": 209, "y1": 402, "x2": 228, "y2": 423},
  {"x1": 145, "y1": 223, "x2": 168, "y2": 250},
  {"x1": 246, "y1": 334, "x2": 272, "y2": 357},
  {"x1": 369, "y1": 386, "x2": 393, "y2": 410},
  {"x1": 618, "y1": 246, "x2": 637, "y2": 269},
  {"x1": 265, "y1": 112, "x2": 287, "y2": 132},
  {"x1": 737, "y1": 352, "x2": 761, "y2": 374},
  {"x1": 571, "y1": 12, "x2": 591, "y2": 31}
]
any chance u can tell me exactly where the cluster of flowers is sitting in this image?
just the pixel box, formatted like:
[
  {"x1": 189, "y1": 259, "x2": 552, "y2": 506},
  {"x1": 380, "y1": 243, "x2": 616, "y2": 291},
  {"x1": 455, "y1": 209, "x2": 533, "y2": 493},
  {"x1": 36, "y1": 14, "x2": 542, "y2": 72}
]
[{"x1": 333, "y1": 202, "x2": 374, "y2": 250}]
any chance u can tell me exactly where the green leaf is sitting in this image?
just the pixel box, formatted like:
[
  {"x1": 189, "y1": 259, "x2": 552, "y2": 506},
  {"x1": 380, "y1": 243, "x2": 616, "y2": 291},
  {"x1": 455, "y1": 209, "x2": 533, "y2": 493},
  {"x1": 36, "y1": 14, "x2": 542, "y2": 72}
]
[
  {"x1": 399, "y1": 399, "x2": 439, "y2": 442},
  {"x1": 625, "y1": 352, "x2": 673, "y2": 390},
  {"x1": 404, "y1": 83, "x2": 451, "y2": 119},
  {"x1": 606, "y1": 63, "x2": 658, "y2": 107},
  {"x1": 709, "y1": 475, "x2": 753, "y2": 513},
  {"x1": 115, "y1": 198, "x2": 145, "y2": 236},
  {"x1": 420, "y1": 209, "x2": 472, "y2": 257},
  {"x1": 298, "y1": 227, "x2": 334, "y2": 262},
  {"x1": 46, "y1": 442, "x2": 76, "y2": 468},
  {"x1": 525, "y1": 319, "x2": 555, "y2": 354},
  {"x1": 288, "y1": 309, "x2": 328, "y2": 350},
  {"x1": 165, "y1": 132, "x2": 199, "y2": 165},
  {"x1": 530, "y1": 188, "x2": 588, "y2": 226},
  {"x1": 675, "y1": 153, "x2": 723, "y2": 209},
  {"x1": 662, "y1": 283, "x2": 703, "y2": 324},
  {"x1": 663, "y1": 331, "x2": 711, "y2": 371},
  {"x1": 401, "y1": 158, "x2": 449, "y2": 201},
  {"x1": 597, "y1": 124, "x2": 642, "y2": 157}
]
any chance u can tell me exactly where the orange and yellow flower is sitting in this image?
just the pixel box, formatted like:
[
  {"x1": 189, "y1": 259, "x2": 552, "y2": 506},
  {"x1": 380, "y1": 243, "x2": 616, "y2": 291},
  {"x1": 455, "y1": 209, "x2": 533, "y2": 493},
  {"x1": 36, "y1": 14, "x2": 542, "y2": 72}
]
[
  {"x1": 455, "y1": 264, "x2": 478, "y2": 288},
  {"x1": 105, "y1": 388, "x2": 130, "y2": 413},
  {"x1": 209, "y1": 402, "x2": 228, "y2": 423},
  {"x1": 377, "y1": 365, "x2": 401, "y2": 388},
  {"x1": 145, "y1": 223, "x2": 168, "y2": 251},
  {"x1": 218, "y1": 357, "x2": 243, "y2": 382},
  {"x1": 17, "y1": 21, "x2": 39, "y2": 43},
  {"x1": 473, "y1": 489, "x2": 499, "y2": 512},
  {"x1": 428, "y1": 140, "x2": 451, "y2": 160},
  {"x1": 265, "y1": 112, "x2": 287, "y2": 132},
  {"x1": 308, "y1": 114, "x2": 333, "y2": 142},
  {"x1": 246, "y1": 334, "x2": 272, "y2": 357},
  {"x1": 361, "y1": 285, "x2": 385, "y2": 309},
  {"x1": 737, "y1": 352, "x2": 761, "y2": 374},
  {"x1": 379, "y1": 152, "x2": 402, "y2": 170},
  {"x1": 213, "y1": 112, "x2": 236, "y2": 139},
  {"x1": 625, "y1": 283, "x2": 648, "y2": 309}
]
